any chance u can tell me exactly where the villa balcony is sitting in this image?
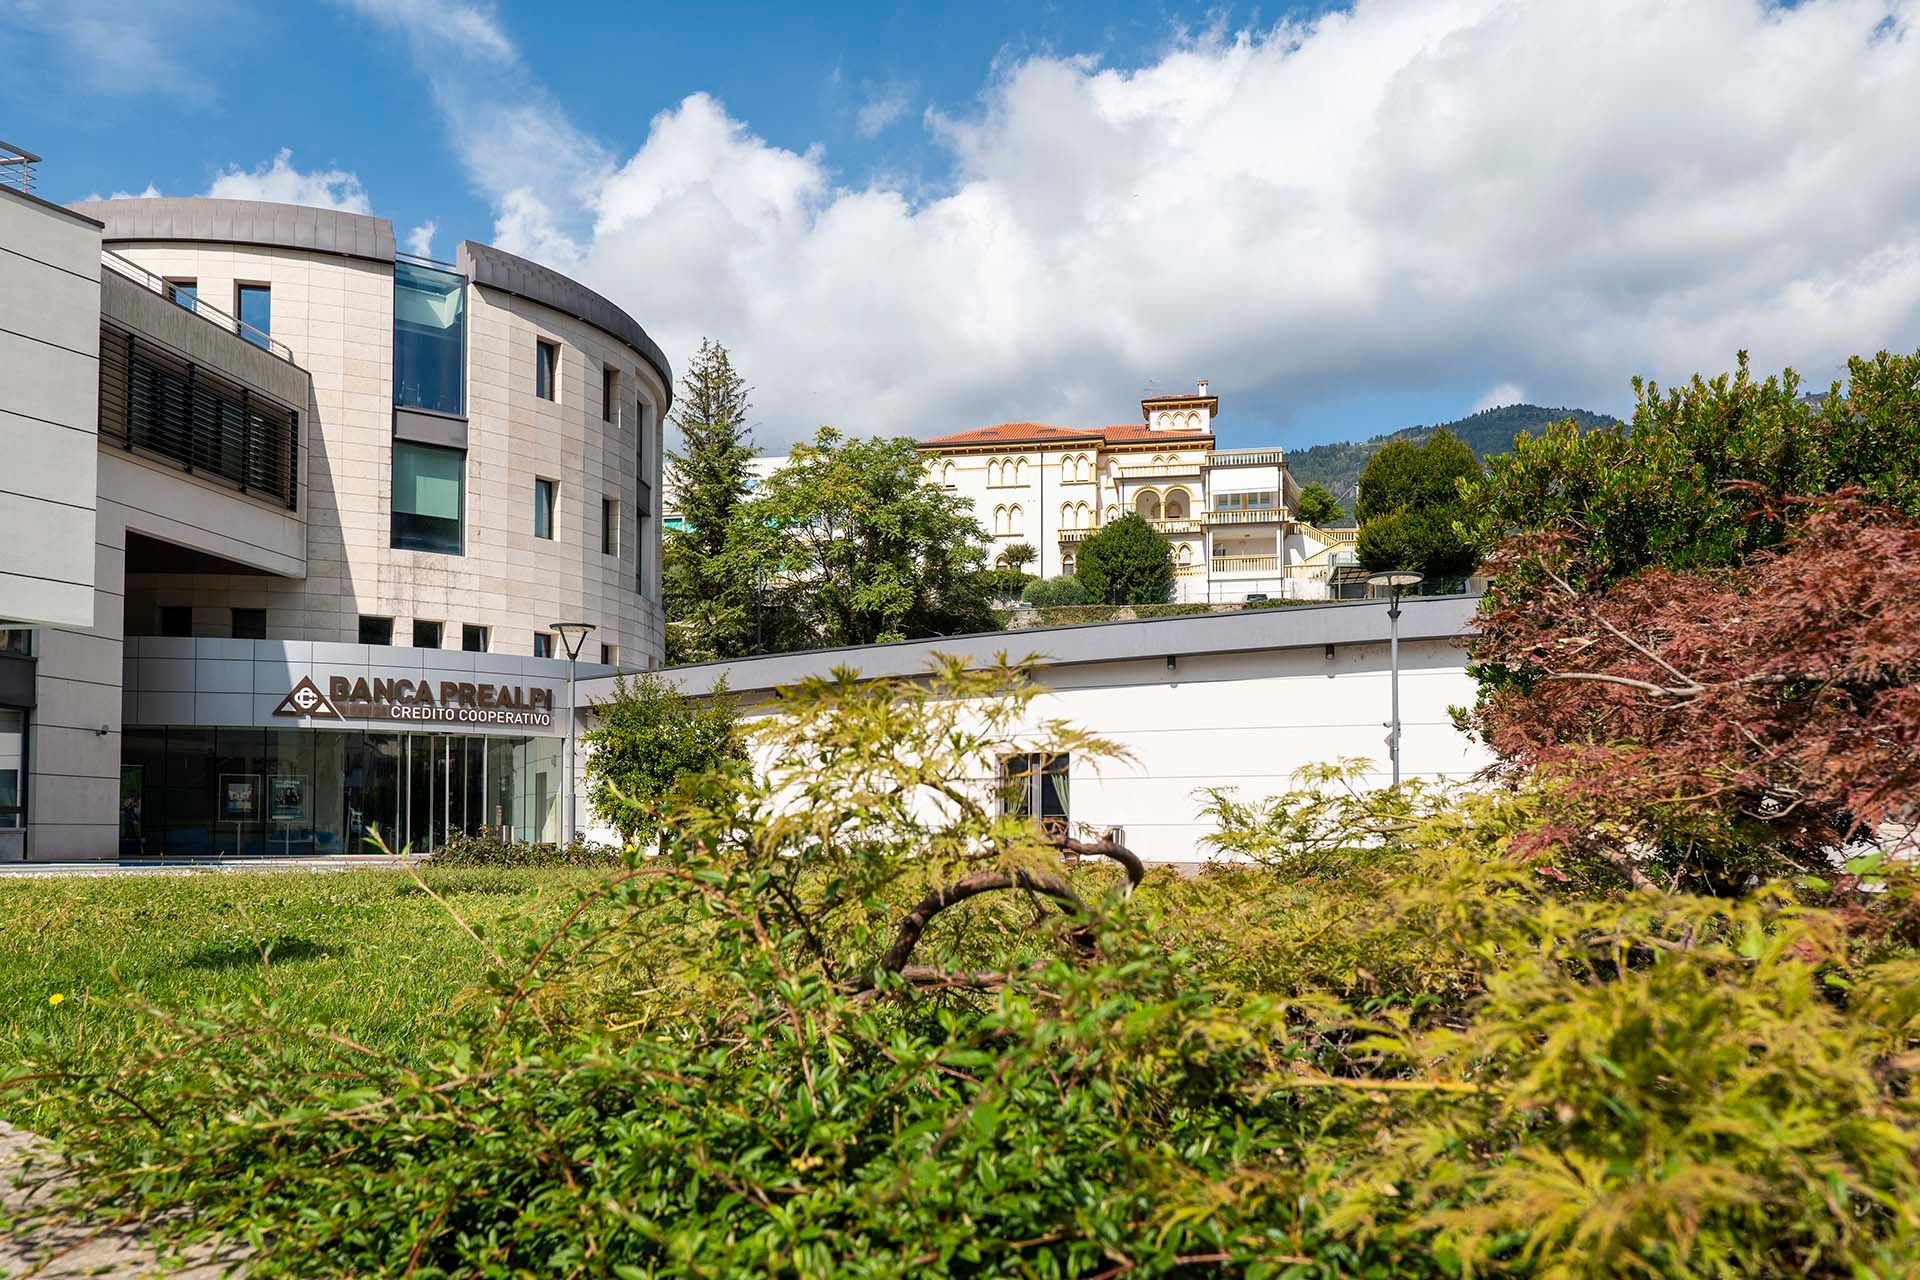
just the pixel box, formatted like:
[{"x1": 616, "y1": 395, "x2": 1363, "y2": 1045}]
[
  {"x1": 1212, "y1": 554, "x2": 1280, "y2": 575},
  {"x1": 1116, "y1": 460, "x2": 1202, "y2": 479},
  {"x1": 1206, "y1": 449, "x2": 1285, "y2": 467},
  {"x1": 1058, "y1": 527, "x2": 1098, "y2": 544},
  {"x1": 1149, "y1": 518, "x2": 1202, "y2": 535},
  {"x1": 1204, "y1": 507, "x2": 1286, "y2": 527}
]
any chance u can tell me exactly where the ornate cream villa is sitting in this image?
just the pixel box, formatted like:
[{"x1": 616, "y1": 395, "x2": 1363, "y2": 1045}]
[{"x1": 918, "y1": 382, "x2": 1356, "y2": 603}]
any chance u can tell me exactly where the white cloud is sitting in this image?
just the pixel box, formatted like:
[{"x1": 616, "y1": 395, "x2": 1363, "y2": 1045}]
[
  {"x1": 405, "y1": 220, "x2": 438, "y2": 257},
  {"x1": 206, "y1": 148, "x2": 372, "y2": 213},
  {"x1": 360, "y1": 0, "x2": 1920, "y2": 447},
  {"x1": 1469, "y1": 384, "x2": 1528, "y2": 414},
  {"x1": 854, "y1": 82, "x2": 915, "y2": 138}
]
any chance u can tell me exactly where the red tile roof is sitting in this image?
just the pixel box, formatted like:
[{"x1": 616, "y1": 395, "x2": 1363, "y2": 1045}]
[{"x1": 919, "y1": 421, "x2": 1214, "y2": 449}]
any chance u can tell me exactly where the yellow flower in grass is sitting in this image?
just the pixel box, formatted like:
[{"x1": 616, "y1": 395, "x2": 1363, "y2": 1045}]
[{"x1": 47, "y1": 993, "x2": 65, "y2": 1006}]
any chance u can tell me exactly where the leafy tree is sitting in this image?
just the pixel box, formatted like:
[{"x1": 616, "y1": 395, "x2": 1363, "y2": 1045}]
[
  {"x1": 1295, "y1": 481, "x2": 1344, "y2": 527},
  {"x1": 1355, "y1": 428, "x2": 1480, "y2": 579},
  {"x1": 663, "y1": 339, "x2": 758, "y2": 663},
  {"x1": 1074, "y1": 513, "x2": 1175, "y2": 605},
  {"x1": 582, "y1": 672, "x2": 742, "y2": 844},
  {"x1": 747, "y1": 428, "x2": 995, "y2": 647},
  {"x1": 999, "y1": 542, "x2": 1038, "y2": 572},
  {"x1": 1021, "y1": 574, "x2": 1089, "y2": 606}
]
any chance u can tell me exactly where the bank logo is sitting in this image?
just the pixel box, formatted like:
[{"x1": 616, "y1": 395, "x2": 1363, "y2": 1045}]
[{"x1": 272, "y1": 676, "x2": 342, "y2": 721}]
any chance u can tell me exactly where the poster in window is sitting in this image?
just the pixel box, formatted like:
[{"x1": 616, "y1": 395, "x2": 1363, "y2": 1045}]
[
  {"x1": 220, "y1": 774, "x2": 259, "y2": 821},
  {"x1": 270, "y1": 775, "x2": 307, "y2": 822}
]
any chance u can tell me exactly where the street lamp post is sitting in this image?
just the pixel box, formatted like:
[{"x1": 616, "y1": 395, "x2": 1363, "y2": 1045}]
[
  {"x1": 551, "y1": 621, "x2": 595, "y2": 845},
  {"x1": 1365, "y1": 571, "x2": 1424, "y2": 787}
]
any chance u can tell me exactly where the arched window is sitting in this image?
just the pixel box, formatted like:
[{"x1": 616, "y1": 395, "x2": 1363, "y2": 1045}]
[
  {"x1": 1185, "y1": 411, "x2": 1200, "y2": 430},
  {"x1": 1077, "y1": 501, "x2": 1092, "y2": 526},
  {"x1": 1078, "y1": 453, "x2": 1092, "y2": 482},
  {"x1": 993, "y1": 504, "x2": 1007, "y2": 535},
  {"x1": 986, "y1": 459, "x2": 1000, "y2": 486},
  {"x1": 1164, "y1": 488, "x2": 1190, "y2": 520},
  {"x1": 1061, "y1": 455, "x2": 1075, "y2": 481},
  {"x1": 1178, "y1": 544, "x2": 1193, "y2": 565},
  {"x1": 1060, "y1": 502, "x2": 1075, "y2": 529},
  {"x1": 1135, "y1": 490, "x2": 1162, "y2": 521},
  {"x1": 1105, "y1": 504, "x2": 1118, "y2": 523},
  {"x1": 1008, "y1": 504, "x2": 1024, "y2": 534},
  {"x1": 1062, "y1": 551, "x2": 1076, "y2": 575},
  {"x1": 942, "y1": 460, "x2": 955, "y2": 486},
  {"x1": 1014, "y1": 458, "x2": 1028, "y2": 486},
  {"x1": 1156, "y1": 412, "x2": 1171, "y2": 430}
]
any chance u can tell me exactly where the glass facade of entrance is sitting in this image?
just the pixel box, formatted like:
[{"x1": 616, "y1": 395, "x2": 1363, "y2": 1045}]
[{"x1": 119, "y1": 727, "x2": 563, "y2": 857}]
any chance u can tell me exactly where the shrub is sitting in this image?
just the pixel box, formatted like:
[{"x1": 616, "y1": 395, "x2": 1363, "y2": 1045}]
[
  {"x1": 1076, "y1": 512, "x2": 1175, "y2": 604},
  {"x1": 1020, "y1": 573, "x2": 1088, "y2": 606},
  {"x1": 421, "y1": 829, "x2": 622, "y2": 868}
]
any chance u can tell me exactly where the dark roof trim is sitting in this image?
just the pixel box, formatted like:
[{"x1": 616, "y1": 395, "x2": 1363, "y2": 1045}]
[
  {"x1": 67, "y1": 197, "x2": 395, "y2": 263},
  {"x1": 587, "y1": 595, "x2": 1481, "y2": 700},
  {"x1": 458, "y1": 240, "x2": 673, "y2": 411},
  {"x1": 3, "y1": 183, "x2": 104, "y2": 229}
]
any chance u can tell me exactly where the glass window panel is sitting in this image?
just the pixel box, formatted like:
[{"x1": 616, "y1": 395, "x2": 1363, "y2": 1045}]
[
  {"x1": 392, "y1": 441, "x2": 465, "y2": 554},
  {"x1": 0, "y1": 709, "x2": 23, "y2": 830},
  {"x1": 393, "y1": 260, "x2": 467, "y2": 416},
  {"x1": 266, "y1": 729, "x2": 317, "y2": 856},
  {"x1": 236, "y1": 284, "x2": 270, "y2": 347},
  {"x1": 165, "y1": 279, "x2": 197, "y2": 309},
  {"x1": 232, "y1": 608, "x2": 266, "y2": 639},
  {"x1": 462, "y1": 625, "x2": 488, "y2": 653},
  {"x1": 413, "y1": 619, "x2": 442, "y2": 648},
  {"x1": 359, "y1": 616, "x2": 394, "y2": 645},
  {"x1": 214, "y1": 728, "x2": 268, "y2": 855},
  {"x1": 534, "y1": 478, "x2": 556, "y2": 539},
  {"x1": 488, "y1": 737, "x2": 518, "y2": 840}
]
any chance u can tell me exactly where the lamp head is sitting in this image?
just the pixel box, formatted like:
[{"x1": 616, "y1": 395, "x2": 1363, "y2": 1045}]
[
  {"x1": 550, "y1": 621, "x2": 595, "y2": 661},
  {"x1": 1366, "y1": 570, "x2": 1425, "y2": 593}
]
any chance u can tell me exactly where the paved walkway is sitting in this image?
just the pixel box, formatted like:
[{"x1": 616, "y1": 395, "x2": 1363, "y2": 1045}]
[{"x1": 0, "y1": 1122, "x2": 245, "y2": 1278}]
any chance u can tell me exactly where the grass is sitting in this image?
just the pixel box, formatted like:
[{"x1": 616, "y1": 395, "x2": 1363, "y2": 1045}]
[{"x1": 0, "y1": 866, "x2": 609, "y2": 1131}]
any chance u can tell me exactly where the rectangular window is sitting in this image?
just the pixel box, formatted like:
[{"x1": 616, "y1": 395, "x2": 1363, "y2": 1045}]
[
  {"x1": 412, "y1": 619, "x2": 443, "y2": 648},
  {"x1": 164, "y1": 279, "x2": 197, "y2": 310},
  {"x1": 462, "y1": 624, "x2": 488, "y2": 653},
  {"x1": 0, "y1": 708, "x2": 23, "y2": 831},
  {"x1": 599, "y1": 643, "x2": 618, "y2": 665},
  {"x1": 232, "y1": 608, "x2": 267, "y2": 640},
  {"x1": 534, "y1": 477, "x2": 557, "y2": 539},
  {"x1": 393, "y1": 259, "x2": 467, "y2": 416},
  {"x1": 1001, "y1": 752, "x2": 1070, "y2": 830},
  {"x1": 236, "y1": 283, "x2": 271, "y2": 348},
  {"x1": 602, "y1": 364, "x2": 619, "y2": 423},
  {"x1": 532, "y1": 632, "x2": 553, "y2": 659},
  {"x1": 159, "y1": 606, "x2": 192, "y2": 638},
  {"x1": 535, "y1": 339, "x2": 559, "y2": 401},
  {"x1": 391, "y1": 441, "x2": 465, "y2": 554},
  {"x1": 0, "y1": 629, "x2": 32, "y2": 657},
  {"x1": 359, "y1": 616, "x2": 394, "y2": 646},
  {"x1": 601, "y1": 497, "x2": 618, "y2": 555}
]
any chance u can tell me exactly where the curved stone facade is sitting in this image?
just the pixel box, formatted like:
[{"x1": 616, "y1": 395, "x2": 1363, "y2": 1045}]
[{"x1": 68, "y1": 198, "x2": 669, "y2": 668}]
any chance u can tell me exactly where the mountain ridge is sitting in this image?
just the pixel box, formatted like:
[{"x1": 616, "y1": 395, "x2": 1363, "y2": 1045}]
[{"x1": 1284, "y1": 402, "x2": 1621, "y2": 507}]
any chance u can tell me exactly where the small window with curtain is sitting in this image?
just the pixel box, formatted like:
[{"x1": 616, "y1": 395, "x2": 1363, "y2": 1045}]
[
  {"x1": 601, "y1": 497, "x2": 618, "y2": 555},
  {"x1": 392, "y1": 442, "x2": 465, "y2": 554},
  {"x1": 602, "y1": 364, "x2": 619, "y2": 423},
  {"x1": 535, "y1": 339, "x2": 559, "y2": 400},
  {"x1": 1001, "y1": 752, "x2": 1069, "y2": 834},
  {"x1": 600, "y1": 643, "x2": 618, "y2": 665},
  {"x1": 532, "y1": 632, "x2": 553, "y2": 659},
  {"x1": 534, "y1": 478, "x2": 557, "y2": 539},
  {"x1": 462, "y1": 624, "x2": 488, "y2": 653},
  {"x1": 412, "y1": 619, "x2": 443, "y2": 648}
]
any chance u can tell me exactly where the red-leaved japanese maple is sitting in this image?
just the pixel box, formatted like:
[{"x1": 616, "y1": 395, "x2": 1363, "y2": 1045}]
[{"x1": 1471, "y1": 495, "x2": 1920, "y2": 892}]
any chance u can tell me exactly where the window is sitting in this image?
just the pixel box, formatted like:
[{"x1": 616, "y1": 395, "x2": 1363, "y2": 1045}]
[
  {"x1": 599, "y1": 643, "x2": 618, "y2": 665},
  {"x1": 1213, "y1": 491, "x2": 1277, "y2": 511},
  {"x1": 159, "y1": 606, "x2": 192, "y2": 638},
  {"x1": 532, "y1": 632, "x2": 553, "y2": 659},
  {"x1": 601, "y1": 497, "x2": 618, "y2": 555},
  {"x1": 392, "y1": 441, "x2": 465, "y2": 554},
  {"x1": 534, "y1": 478, "x2": 557, "y2": 539},
  {"x1": 359, "y1": 616, "x2": 394, "y2": 646},
  {"x1": 413, "y1": 619, "x2": 443, "y2": 648},
  {"x1": 1001, "y1": 753, "x2": 1069, "y2": 830},
  {"x1": 231, "y1": 608, "x2": 266, "y2": 640},
  {"x1": 164, "y1": 279, "x2": 196, "y2": 310},
  {"x1": 0, "y1": 629, "x2": 31, "y2": 657},
  {"x1": 393, "y1": 259, "x2": 466, "y2": 416},
  {"x1": 535, "y1": 339, "x2": 559, "y2": 400},
  {"x1": 0, "y1": 709, "x2": 23, "y2": 831},
  {"x1": 236, "y1": 284, "x2": 271, "y2": 348},
  {"x1": 602, "y1": 364, "x2": 619, "y2": 423},
  {"x1": 462, "y1": 624, "x2": 488, "y2": 653}
]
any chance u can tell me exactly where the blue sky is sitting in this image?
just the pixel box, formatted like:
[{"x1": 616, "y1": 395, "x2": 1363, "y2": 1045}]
[{"x1": 5, "y1": 0, "x2": 1918, "y2": 451}]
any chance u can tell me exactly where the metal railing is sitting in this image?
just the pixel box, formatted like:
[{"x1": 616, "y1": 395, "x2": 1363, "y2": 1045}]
[
  {"x1": 0, "y1": 141, "x2": 40, "y2": 194},
  {"x1": 100, "y1": 250, "x2": 296, "y2": 362},
  {"x1": 1116, "y1": 460, "x2": 1201, "y2": 478},
  {"x1": 1207, "y1": 449, "x2": 1285, "y2": 467},
  {"x1": 1204, "y1": 507, "x2": 1285, "y2": 526},
  {"x1": 1212, "y1": 555, "x2": 1279, "y2": 573},
  {"x1": 98, "y1": 318, "x2": 301, "y2": 510}
]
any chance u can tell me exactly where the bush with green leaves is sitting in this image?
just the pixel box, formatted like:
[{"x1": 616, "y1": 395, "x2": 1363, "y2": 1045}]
[
  {"x1": 1019, "y1": 572, "x2": 1089, "y2": 606},
  {"x1": 1075, "y1": 512, "x2": 1176, "y2": 604},
  {"x1": 9, "y1": 662, "x2": 1920, "y2": 1278},
  {"x1": 420, "y1": 829, "x2": 623, "y2": 869},
  {"x1": 581, "y1": 670, "x2": 743, "y2": 843}
]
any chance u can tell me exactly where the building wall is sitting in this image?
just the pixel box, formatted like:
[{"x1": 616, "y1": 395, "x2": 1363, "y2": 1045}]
[
  {"x1": 0, "y1": 188, "x2": 101, "y2": 628},
  {"x1": 105, "y1": 240, "x2": 666, "y2": 664}
]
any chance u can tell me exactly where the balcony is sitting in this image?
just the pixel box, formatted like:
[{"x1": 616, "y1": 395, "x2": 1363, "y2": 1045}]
[
  {"x1": 1207, "y1": 449, "x2": 1285, "y2": 467},
  {"x1": 1149, "y1": 518, "x2": 1202, "y2": 535},
  {"x1": 1116, "y1": 460, "x2": 1201, "y2": 479},
  {"x1": 1057, "y1": 527, "x2": 1098, "y2": 544},
  {"x1": 102, "y1": 250, "x2": 295, "y2": 361},
  {"x1": 1212, "y1": 554, "x2": 1279, "y2": 575},
  {"x1": 1204, "y1": 507, "x2": 1285, "y2": 526},
  {"x1": 0, "y1": 141, "x2": 40, "y2": 194}
]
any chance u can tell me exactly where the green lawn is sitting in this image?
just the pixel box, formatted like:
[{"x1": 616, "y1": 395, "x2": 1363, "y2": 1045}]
[{"x1": 0, "y1": 867, "x2": 608, "y2": 1130}]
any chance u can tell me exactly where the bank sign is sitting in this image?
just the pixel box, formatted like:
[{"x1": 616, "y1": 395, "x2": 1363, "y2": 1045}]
[{"x1": 272, "y1": 674, "x2": 558, "y2": 730}]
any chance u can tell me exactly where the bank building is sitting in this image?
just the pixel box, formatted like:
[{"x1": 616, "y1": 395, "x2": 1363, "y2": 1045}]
[{"x1": 0, "y1": 153, "x2": 668, "y2": 859}]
